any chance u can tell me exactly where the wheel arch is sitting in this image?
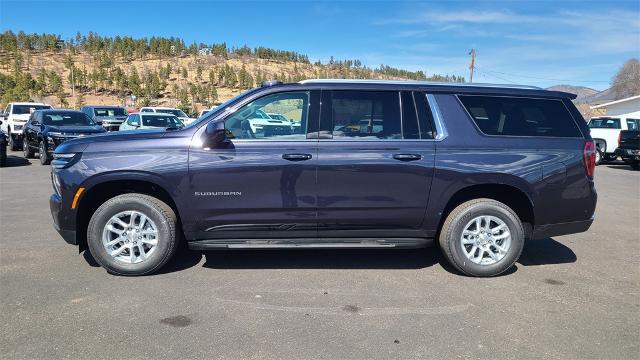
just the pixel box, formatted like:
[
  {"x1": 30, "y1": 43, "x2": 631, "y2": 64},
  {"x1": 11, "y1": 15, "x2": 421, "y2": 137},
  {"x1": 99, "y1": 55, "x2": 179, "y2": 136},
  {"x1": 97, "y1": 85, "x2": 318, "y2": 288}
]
[
  {"x1": 593, "y1": 138, "x2": 607, "y2": 153},
  {"x1": 75, "y1": 175, "x2": 183, "y2": 251},
  {"x1": 436, "y1": 183, "x2": 535, "y2": 240}
]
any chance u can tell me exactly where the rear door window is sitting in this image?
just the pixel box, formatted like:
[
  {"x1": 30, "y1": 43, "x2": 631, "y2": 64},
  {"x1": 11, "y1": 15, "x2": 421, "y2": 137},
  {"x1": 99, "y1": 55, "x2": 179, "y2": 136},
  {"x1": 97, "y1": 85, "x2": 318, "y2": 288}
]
[
  {"x1": 458, "y1": 95, "x2": 581, "y2": 137},
  {"x1": 323, "y1": 91, "x2": 405, "y2": 140}
]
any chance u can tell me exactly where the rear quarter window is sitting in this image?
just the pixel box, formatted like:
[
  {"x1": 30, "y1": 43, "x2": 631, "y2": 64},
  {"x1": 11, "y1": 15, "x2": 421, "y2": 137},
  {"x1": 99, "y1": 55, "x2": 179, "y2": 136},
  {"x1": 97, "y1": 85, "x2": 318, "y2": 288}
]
[{"x1": 458, "y1": 95, "x2": 581, "y2": 138}]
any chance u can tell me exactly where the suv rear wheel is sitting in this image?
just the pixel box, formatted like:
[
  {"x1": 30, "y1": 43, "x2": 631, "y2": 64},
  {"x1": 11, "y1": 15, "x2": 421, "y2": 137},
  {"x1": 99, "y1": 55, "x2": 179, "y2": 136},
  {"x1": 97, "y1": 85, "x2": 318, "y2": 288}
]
[
  {"x1": 87, "y1": 194, "x2": 179, "y2": 276},
  {"x1": 439, "y1": 199, "x2": 524, "y2": 277}
]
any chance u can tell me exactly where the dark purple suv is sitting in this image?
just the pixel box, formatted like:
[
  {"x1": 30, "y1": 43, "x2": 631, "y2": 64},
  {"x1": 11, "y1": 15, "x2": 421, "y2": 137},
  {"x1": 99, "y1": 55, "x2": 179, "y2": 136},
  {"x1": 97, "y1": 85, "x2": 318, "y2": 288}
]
[{"x1": 49, "y1": 80, "x2": 597, "y2": 277}]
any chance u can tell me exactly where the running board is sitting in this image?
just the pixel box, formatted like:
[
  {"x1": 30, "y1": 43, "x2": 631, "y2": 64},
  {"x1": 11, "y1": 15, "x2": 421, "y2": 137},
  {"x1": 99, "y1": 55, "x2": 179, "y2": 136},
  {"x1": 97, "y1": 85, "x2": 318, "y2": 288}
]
[{"x1": 187, "y1": 238, "x2": 432, "y2": 250}]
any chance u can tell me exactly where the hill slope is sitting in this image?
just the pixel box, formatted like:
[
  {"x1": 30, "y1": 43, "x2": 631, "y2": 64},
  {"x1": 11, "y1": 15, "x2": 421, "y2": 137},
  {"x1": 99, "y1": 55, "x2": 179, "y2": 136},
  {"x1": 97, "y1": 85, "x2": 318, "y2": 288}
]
[
  {"x1": 0, "y1": 31, "x2": 465, "y2": 114},
  {"x1": 546, "y1": 85, "x2": 599, "y2": 101}
]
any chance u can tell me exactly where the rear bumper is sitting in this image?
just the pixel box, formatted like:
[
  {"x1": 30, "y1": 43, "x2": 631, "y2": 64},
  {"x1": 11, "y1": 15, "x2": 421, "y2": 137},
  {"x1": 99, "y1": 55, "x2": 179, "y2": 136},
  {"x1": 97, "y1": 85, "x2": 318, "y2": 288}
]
[
  {"x1": 615, "y1": 148, "x2": 640, "y2": 161},
  {"x1": 50, "y1": 193, "x2": 77, "y2": 245},
  {"x1": 532, "y1": 217, "x2": 594, "y2": 240}
]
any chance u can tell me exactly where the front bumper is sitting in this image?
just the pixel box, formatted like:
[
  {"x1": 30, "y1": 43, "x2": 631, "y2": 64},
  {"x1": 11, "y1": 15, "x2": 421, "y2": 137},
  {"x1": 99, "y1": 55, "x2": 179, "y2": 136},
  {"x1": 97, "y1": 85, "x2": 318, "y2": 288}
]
[
  {"x1": 99, "y1": 121, "x2": 123, "y2": 131},
  {"x1": 50, "y1": 193, "x2": 77, "y2": 245},
  {"x1": 10, "y1": 123, "x2": 26, "y2": 134}
]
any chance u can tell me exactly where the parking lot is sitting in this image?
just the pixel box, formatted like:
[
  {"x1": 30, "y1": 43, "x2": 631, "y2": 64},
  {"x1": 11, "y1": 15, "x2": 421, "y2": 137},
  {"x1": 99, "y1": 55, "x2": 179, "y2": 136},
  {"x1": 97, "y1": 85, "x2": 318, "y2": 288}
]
[{"x1": 0, "y1": 149, "x2": 638, "y2": 359}]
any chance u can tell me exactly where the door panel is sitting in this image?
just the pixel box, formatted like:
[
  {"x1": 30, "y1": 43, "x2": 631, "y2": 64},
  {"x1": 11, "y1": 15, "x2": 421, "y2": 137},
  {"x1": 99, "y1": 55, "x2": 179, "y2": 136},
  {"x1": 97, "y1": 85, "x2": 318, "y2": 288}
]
[
  {"x1": 316, "y1": 90, "x2": 435, "y2": 238},
  {"x1": 316, "y1": 140, "x2": 435, "y2": 238},
  {"x1": 188, "y1": 90, "x2": 320, "y2": 240}
]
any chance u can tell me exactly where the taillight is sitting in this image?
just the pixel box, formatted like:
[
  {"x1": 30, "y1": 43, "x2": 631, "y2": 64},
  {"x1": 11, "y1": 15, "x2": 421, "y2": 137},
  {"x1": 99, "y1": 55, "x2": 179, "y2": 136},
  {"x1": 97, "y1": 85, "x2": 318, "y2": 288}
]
[
  {"x1": 618, "y1": 132, "x2": 622, "y2": 146},
  {"x1": 583, "y1": 140, "x2": 595, "y2": 178}
]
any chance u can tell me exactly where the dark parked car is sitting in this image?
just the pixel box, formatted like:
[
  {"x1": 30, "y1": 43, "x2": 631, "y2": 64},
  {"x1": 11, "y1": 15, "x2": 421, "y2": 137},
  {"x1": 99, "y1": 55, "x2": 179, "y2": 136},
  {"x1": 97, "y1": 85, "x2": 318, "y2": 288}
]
[
  {"x1": 50, "y1": 80, "x2": 597, "y2": 277},
  {"x1": 615, "y1": 119, "x2": 640, "y2": 170},
  {"x1": 81, "y1": 105, "x2": 128, "y2": 131},
  {"x1": 0, "y1": 121, "x2": 7, "y2": 167},
  {"x1": 23, "y1": 109, "x2": 106, "y2": 165}
]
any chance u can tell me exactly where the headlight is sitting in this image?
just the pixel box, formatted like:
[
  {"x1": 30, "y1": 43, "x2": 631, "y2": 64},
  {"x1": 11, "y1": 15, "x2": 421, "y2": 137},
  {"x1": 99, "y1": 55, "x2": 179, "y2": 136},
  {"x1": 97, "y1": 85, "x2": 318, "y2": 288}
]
[
  {"x1": 52, "y1": 172, "x2": 62, "y2": 195},
  {"x1": 51, "y1": 153, "x2": 81, "y2": 169}
]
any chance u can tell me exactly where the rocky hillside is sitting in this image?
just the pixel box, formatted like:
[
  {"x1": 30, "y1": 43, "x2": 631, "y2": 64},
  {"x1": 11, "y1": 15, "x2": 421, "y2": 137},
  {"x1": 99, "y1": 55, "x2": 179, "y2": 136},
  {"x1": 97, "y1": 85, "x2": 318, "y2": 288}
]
[{"x1": 0, "y1": 31, "x2": 465, "y2": 115}]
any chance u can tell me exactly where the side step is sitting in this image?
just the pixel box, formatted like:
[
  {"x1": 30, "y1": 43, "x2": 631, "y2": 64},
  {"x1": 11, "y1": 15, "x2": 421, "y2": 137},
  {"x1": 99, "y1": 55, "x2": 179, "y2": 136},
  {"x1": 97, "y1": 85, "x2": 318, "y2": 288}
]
[{"x1": 187, "y1": 238, "x2": 433, "y2": 250}]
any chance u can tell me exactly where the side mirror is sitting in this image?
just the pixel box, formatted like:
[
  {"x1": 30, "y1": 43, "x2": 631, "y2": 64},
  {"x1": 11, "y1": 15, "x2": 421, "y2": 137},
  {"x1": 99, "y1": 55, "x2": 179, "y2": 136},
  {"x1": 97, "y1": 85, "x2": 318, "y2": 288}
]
[
  {"x1": 130, "y1": 120, "x2": 140, "y2": 127},
  {"x1": 203, "y1": 120, "x2": 232, "y2": 149}
]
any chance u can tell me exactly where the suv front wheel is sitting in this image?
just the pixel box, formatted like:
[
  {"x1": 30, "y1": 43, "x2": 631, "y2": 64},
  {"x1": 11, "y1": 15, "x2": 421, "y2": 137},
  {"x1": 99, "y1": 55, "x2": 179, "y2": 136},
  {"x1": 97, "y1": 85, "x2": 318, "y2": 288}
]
[
  {"x1": 87, "y1": 194, "x2": 179, "y2": 276},
  {"x1": 439, "y1": 199, "x2": 525, "y2": 277}
]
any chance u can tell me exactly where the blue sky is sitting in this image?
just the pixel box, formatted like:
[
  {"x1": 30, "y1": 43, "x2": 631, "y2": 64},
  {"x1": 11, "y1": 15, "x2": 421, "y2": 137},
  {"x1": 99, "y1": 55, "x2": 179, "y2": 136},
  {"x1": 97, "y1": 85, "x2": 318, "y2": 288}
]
[{"x1": 1, "y1": 0, "x2": 638, "y2": 90}]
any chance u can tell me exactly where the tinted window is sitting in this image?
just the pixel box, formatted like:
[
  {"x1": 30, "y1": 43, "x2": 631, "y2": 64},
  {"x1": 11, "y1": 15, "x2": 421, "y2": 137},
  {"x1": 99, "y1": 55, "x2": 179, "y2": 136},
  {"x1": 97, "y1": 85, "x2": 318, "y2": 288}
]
[
  {"x1": 93, "y1": 107, "x2": 127, "y2": 117},
  {"x1": 140, "y1": 114, "x2": 183, "y2": 128},
  {"x1": 42, "y1": 112, "x2": 94, "y2": 126},
  {"x1": 225, "y1": 91, "x2": 309, "y2": 140},
  {"x1": 589, "y1": 117, "x2": 621, "y2": 129},
  {"x1": 126, "y1": 114, "x2": 139, "y2": 125},
  {"x1": 625, "y1": 119, "x2": 640, "y2": 130},
  {"x1": 157, "y1": 109, "x2": 187, "y2": 117},
  {"x1": 328, "y1": 91, "x2": 402, "y2": 140},
  {"x1": 12, "y1": 105, "x2": 52, "y2": 115},
  {"x1": 459, "y1": 96, "x2": 581, "y2": 137}
]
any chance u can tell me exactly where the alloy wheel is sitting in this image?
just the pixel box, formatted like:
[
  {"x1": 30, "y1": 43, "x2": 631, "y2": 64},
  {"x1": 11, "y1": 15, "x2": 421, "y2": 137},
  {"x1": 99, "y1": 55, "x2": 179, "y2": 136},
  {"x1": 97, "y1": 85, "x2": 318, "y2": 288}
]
[
  {"x1": 460, "y1": 215, "x2": 511, "y2": 265},
  {"x1": 102, "y1": 210, "x2": 159, "y2": 264}
]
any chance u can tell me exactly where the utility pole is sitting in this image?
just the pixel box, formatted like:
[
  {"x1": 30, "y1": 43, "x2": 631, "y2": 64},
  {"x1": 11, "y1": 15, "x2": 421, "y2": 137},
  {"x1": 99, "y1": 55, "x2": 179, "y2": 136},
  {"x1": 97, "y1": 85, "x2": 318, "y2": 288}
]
[
  {"x1": 71, "y1": 64, "x2": 75, "y2": 109},
  {"x1": 469, "y1": 48, "x2": 476, "y2": 83}
]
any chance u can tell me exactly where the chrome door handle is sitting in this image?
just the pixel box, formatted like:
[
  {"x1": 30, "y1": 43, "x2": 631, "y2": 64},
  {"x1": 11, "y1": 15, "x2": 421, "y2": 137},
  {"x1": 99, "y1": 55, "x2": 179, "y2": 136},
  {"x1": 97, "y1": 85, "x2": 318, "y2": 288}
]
[
  {"x1": 282, "y1": 153, "x2": 312, "y2": 161},
  {"x1": 393, "y1": 154, "x2": 422, "y2": 161}
]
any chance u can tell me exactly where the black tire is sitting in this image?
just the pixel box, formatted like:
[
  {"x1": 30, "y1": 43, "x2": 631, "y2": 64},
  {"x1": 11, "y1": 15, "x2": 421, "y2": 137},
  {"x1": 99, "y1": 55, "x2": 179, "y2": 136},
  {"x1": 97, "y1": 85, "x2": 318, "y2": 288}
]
[
  {"x1": 631, "y1": 161, "x2": 640, "y2": 171},
  {"x1": 9, "y1": 134, "x2": 20, "y2": 151},
  {"x1": 87, "y1": 194, "x2": 179, "y2": 276},
  {"x1": 604, "y1": 153, "x2": 617, "y2": 162},
  {"x1": 0, "y1": 147, "x2": 6, "y2": 167},
  {"x1": 39, "y1": 141, "x2": 51, "y2": 165},
  {"x1": 438, "y1": 198, "x2": 525, "y2": 277},
  {"x1": 23, "y1": 140, "x2": 34, "y2": 158},
  {"x1": 594, "y1": 148, "x2": 603, "y2": 166}
]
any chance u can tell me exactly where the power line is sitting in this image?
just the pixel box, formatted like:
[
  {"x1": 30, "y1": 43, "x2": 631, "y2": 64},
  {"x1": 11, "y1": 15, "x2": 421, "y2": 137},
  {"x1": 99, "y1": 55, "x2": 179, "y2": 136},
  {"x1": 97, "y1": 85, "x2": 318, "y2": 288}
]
[{"x1": 475, "y1": 66, "x2": 611, "y2": 83}]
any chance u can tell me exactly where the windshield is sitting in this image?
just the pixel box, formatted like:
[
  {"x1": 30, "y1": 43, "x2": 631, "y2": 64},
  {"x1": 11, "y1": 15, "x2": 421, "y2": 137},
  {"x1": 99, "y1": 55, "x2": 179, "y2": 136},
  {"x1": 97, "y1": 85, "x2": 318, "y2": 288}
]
[
  {"x1": 42, "y1": 112, "x2": 95, "y2": 126},
  {"x1": 94, "y1": 107, "x2": 127, "y2": 117},
  {"x1": 141, "y1": 114, "x2": 183, "y2": 128},
  {"x1": 158, "y1": 109, "x2": 187, "y2": 117},
  {"x1": 589, "y1": 118, "x2": 621, "y2": 129},
  {"x1": 13, "y1": 105, "x2": 51, "y2": 115}
]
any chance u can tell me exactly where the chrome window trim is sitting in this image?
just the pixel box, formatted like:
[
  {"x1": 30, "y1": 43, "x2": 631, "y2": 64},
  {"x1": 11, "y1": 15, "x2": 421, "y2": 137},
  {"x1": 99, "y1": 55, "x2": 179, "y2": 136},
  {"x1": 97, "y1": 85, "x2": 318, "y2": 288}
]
[{"x1": 426, "y1": 94, "x2": 448, "y2": 141}]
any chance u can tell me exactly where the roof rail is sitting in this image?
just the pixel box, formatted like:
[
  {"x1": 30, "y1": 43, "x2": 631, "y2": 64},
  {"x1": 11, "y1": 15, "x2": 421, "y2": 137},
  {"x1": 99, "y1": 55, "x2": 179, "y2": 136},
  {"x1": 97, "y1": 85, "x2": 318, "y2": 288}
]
[
  {"x1": 298, "y1": 79, "x2": 542, "y2": 90},
  {"x1": 261, "y1": 80, "x2": 283, "y2": 87}
]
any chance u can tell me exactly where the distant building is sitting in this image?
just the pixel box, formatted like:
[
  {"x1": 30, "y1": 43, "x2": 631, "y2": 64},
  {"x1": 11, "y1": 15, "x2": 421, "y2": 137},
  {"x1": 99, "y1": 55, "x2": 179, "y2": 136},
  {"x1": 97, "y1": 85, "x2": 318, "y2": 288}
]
[
  {"x1": 590, "y1": 95, "x2": 640, "y2": 119},
  {"x1": 198, "y1": 48, "x2": 212, "y2": 56}
]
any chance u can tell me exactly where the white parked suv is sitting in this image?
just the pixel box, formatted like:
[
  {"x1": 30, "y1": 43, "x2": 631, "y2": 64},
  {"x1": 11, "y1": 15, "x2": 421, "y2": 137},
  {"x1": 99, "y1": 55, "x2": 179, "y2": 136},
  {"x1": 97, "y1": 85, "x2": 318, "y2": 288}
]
[
  {"x1": 588, "y1": 116, "x2": 640, "y2": 164},
  {"x1": 139, "y1": 107, "x2": 196, "y2": 125},
  {"x1": 0, "y1": 102, "x2": 52, "y2": 150}
]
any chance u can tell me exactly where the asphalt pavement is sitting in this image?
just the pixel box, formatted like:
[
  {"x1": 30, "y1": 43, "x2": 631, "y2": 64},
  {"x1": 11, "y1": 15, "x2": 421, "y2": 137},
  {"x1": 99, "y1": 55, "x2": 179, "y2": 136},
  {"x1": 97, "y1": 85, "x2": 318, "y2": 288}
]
[{"x1": 1, "y1": 149, "x2": 639, "y2": 359}]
